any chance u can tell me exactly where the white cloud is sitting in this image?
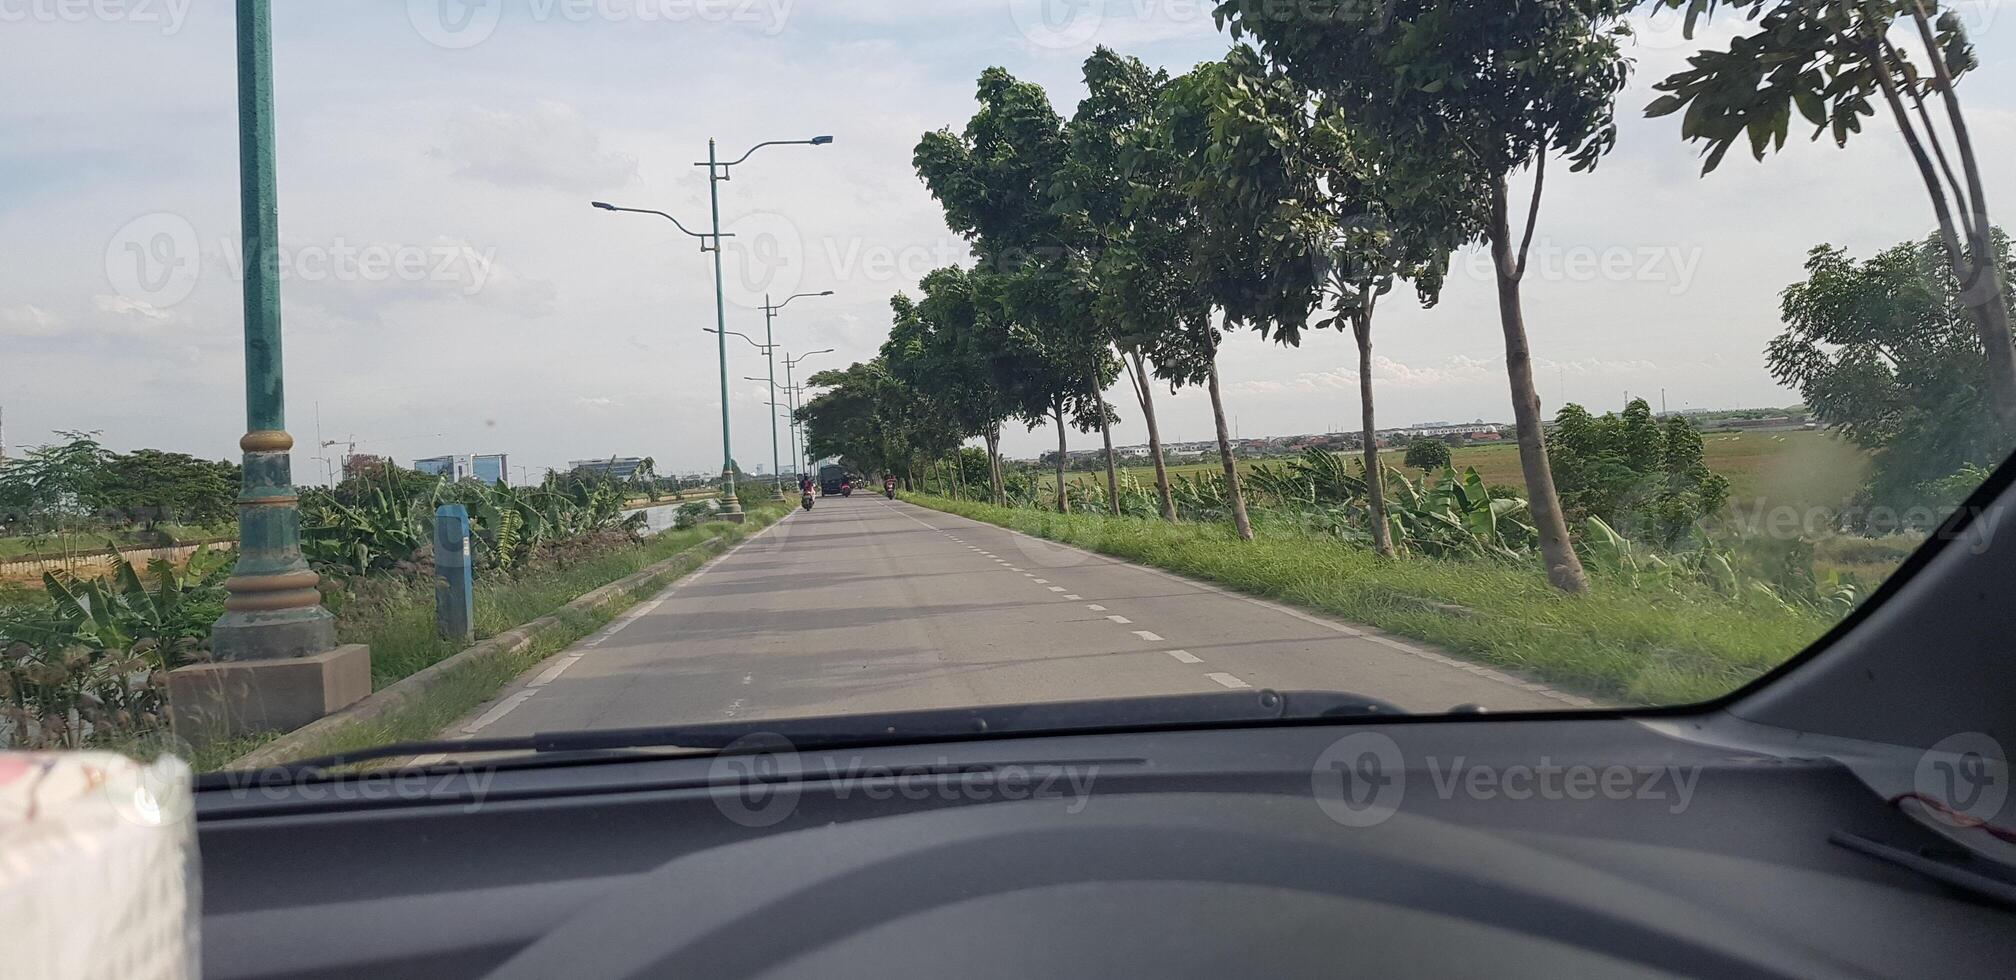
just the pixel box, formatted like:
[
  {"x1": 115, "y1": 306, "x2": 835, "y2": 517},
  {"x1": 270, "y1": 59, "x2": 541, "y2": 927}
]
[
  {"x1": 91, "y1": 294, "x2": 179, "y2": 324},
  {"x1": 432, "y1": 100, "x2": 638, "y2": 193},
  {"x1": 0, "y1": 304, "x2": 65, "y2": 337}
]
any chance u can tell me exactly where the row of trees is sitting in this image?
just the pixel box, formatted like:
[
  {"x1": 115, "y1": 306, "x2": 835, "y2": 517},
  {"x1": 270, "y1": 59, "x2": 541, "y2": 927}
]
[
  {"x1": 0, "y1": 433, "x2": 238, "y2": 538},
  {"x1": 800, "y1": 0, "x2": 2006, "y2": 593}
]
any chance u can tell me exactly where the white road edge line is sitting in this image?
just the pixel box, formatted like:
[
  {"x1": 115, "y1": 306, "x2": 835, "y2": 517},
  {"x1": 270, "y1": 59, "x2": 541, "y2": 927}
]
[
  {"x1": 462, "y1": 690, "x2": 536, "y2": 735},
  {"x1": 441, "y1": 516, "x2": 796, "y2": 739}
]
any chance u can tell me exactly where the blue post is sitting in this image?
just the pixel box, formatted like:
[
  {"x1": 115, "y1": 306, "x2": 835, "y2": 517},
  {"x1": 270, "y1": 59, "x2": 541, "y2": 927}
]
[{"x1": 434, "y1": 504, "x2": 474, "y2": 643}]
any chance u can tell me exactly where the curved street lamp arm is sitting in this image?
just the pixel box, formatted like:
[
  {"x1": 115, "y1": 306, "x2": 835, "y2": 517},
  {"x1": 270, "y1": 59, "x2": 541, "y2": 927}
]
[
  {"x1": 705, "y1": 327, "x2": 772, "y2": 351},
  {"x1": 589, "y1": 202, "x2": 730, "y2": 242},
  {"x1": 705, "y1": 136, "x2": 835, "y2": 170}
]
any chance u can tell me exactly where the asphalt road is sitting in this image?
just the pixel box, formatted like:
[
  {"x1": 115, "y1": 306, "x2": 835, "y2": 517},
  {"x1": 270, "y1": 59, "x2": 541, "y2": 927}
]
[{"x1": 454, "y1": 496, "x2": 1590, "y2": 741}]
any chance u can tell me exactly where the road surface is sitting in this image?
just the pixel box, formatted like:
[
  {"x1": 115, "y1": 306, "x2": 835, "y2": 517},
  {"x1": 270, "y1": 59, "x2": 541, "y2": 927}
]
[{"x1": 454, "y1": 496, "x2": 1591, "y2": 741}]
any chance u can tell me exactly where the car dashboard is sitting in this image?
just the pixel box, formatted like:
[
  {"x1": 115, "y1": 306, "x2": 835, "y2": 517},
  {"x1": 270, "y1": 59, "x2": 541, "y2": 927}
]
[{"x1": 192, "y1": 712, "x2": 2016, "y2": 979}]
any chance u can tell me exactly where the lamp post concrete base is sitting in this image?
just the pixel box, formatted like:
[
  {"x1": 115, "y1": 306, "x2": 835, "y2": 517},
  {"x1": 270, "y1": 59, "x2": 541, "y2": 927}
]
[{"x1": 166, "y1": 643, "x2": 371, "y2": 746}]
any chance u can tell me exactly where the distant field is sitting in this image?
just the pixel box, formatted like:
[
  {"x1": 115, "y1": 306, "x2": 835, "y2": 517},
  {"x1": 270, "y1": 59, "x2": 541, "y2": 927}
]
[{"x1": 1068, "y1": 429, "x2": 1871, "y2": 519}]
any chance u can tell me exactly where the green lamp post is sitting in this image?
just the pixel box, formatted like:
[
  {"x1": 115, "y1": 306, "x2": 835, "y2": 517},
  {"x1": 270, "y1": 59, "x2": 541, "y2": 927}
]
[
  {"x1": 696, "y1": 135, "x2": 833, "y2": 517},
  {"x1": 757, "y1": 291, "x2": 834, "y2": 498},
  {"x1": 173, "y1": 0, "x2": 372, "y2": 743},
  {"x1": 210, "y1": 0, "x2": 336, "y2": 661}
]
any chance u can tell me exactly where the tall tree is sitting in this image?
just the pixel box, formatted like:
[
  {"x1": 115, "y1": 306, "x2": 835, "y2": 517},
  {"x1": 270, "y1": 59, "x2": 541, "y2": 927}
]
[
  {"x1": 884, "y1": 267, "x2": 1023, "y2": 505},
  {"x1": 917, "y1": 66, "x2": 1124, "y2": 514},
  {"x1": 1063, "y1": 47, "x2": 1181, "y2": 521},
  {"x1": 1138, "y1": 50, "x2": 1341, "y2": 541},
  {"x1": 1646, "y1": 0, "x2": 2014, "y2": 434},
  {"x1": 1216, "y1": 0, "x2": 1631, "y2": 591},
  {"x1": 1769, "y1": 230, "x2": 2013, "y2": 509}
]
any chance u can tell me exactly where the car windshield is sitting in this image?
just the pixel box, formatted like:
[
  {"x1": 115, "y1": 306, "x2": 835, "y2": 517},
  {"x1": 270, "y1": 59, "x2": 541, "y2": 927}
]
[{"x1": 2, "y1": 1, "x2": 2012, "y2": 773}]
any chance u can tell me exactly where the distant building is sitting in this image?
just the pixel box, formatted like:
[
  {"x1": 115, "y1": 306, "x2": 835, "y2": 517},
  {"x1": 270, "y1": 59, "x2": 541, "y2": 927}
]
[
  {"x1": 413, "y1": 454, "x2": 473, "y2": 480},
  {"x1": 473, "y1": 453, "x2": 508, "y2": 484},
  {"x1": 570, "y1": 457, "x2": 649, "y2": 480}
]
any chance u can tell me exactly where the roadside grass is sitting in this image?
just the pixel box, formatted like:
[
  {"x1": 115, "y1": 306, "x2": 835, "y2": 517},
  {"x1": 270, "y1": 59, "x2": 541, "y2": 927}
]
[
  {"x1": 193, "y1": 507, "x2": 785, "y2": 771},
  {"x1": 910, "y1": 495, "x2": 1834, "y2": 707},
  {"x1": 338, "y1": 511, "x2": 779, "y2": 688},
  {"x1": 0, "y1": 523, "x2": 234, "y2": 560}
]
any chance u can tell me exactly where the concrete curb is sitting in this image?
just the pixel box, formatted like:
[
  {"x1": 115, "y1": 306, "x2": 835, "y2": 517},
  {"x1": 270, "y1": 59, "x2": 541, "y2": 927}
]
[{"x1": 227, "y1": 535, "x2": 726, "y2": 770}]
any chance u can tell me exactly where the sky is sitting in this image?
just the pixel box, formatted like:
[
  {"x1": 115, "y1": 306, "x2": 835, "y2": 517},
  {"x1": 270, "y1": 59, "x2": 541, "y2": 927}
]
[{"x1": 3, "y1": 0, "x2": 2014, "y2": 479}]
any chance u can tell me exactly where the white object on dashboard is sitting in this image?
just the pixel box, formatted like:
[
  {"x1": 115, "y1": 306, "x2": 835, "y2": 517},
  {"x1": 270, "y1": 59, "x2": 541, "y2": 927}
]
[{"x1": 0, "y1": 750, "x2": 198, "y2": 980}]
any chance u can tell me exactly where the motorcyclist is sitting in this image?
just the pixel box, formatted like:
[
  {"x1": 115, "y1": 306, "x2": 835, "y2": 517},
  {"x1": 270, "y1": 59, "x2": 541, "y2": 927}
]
[{"x1": 883, "y1": 474, "x2": 897, "y2": 499}]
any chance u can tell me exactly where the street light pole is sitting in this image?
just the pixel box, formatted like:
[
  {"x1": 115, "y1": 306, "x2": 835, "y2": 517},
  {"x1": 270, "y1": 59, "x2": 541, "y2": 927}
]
[
  {"x1": 783, "y1": 348, "x2": 833, "y2": 480},
  {"x1": 696, "y1": 134, "x2": 833, "y2": 517},
  {"x1": 758, "y1": 290, "x2": 833, "y2": 499},
  {"x1": 703, "y1": 138, "x2": 740, "y2": 518},
  {"x1": 211, "y1": 0, "x2": 335, "y2": 662},
  {"x1": 589, "y1": 199, "x2": 733, "y2": 510}
]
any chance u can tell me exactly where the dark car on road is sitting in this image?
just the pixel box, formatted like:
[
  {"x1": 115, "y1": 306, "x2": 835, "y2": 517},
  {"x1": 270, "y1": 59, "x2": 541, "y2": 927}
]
[{"x1": 818, "y1": 464, "x2": 851, "y2": 496}]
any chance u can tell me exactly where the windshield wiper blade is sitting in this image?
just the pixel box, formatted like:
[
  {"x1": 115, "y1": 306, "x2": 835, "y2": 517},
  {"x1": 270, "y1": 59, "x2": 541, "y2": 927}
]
[{"x1": 207, "y1": 689, "x2": 1402, "y2": 785}]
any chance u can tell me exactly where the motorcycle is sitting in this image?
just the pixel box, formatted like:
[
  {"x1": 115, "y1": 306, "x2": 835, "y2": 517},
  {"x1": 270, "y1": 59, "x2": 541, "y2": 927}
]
[
  {"x1": 800, "y1": 490, "x2": 814, "y2": 511},
  {"x1": 841, "y1": 481, "x2": 853, "y2": 498},
  {"x1": 884, "y1": 485, "x2": 895, "y2": 500}
]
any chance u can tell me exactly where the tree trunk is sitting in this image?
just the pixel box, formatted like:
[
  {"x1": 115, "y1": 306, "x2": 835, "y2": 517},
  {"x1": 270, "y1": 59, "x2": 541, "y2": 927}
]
[
  {"x1": 951, "y1": 450, "x2": 963, "y2": 500},
  {"x1": 1095, "y1": 379, "x2": 1121, "y2": 517},
  {"x1": 1129, "y1": 351, "x2": 1177, "y2": 522},
  {"x1": 1206, "y1": 354, "x2": 1254, "y2": 542},
  {"x1": 985, "y1": 423, "x2": 1004, "y2": 506},
  {"x1": 1353, "y1": 314, "x2": 1394, "y2": 558},
  {"x1": 1053, "y1": 400, "x2": 1070, "y2": 513},
  {"x1": 1489, "y1": 174, "x2": 1588, "y2": 593},
  {"x1": 1894, "y1": 10, "x2": 2016, "y2": 435}
]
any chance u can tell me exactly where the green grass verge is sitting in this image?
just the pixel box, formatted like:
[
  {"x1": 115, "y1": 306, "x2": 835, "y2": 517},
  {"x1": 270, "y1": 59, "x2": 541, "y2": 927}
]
[
  {"x1": 909, "y1": 495, "x2": 1834, "y2": 707},
  {"x1": 193, "y1": 507, "x2": 785, "y2": 771}
]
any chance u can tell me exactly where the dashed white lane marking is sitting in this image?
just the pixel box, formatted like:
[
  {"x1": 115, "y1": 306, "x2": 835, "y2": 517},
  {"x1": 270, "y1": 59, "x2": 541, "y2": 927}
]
[
  {"x1": 1206, "y1": 672, "x2": 1251, "y2": 690},
  {"x1": 1063, "y1": 594, "x2": 1082, "y2": 600},
  {"x1": 741, "y1": 674, "x2": 753, "y2": 685},
  {"x1": 1007, "y1": 566, "x2": 1023, "y2": 571},
  {"x1": 913, "y1": 506, "x2": 1598, "y2": 710},
  {"x1": 1131, "y1": 630, "x2": 1164, "y2": 642},
  {"x1": 462, "y1": 690, "x2": 536, "y2": 735},
  {"x1": 1106, "y1": 614, "x2": 1132, "y2": 624},
  {"x1": 1032, "y1": 578, "x2": 1049, "y2": 584},
  {"x1": 532, "y1": 655, "x2": 584, "y2": 687},
  {"x1": 1168, "y1": 650, "x2": 1202, "y2": 664},
  {"x1": 1048, "y1": 586, "x2": 1066, "y2": 592},
  {"x1": 1087, "y1": 604, "x2": 1107, "y2": 611}
]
